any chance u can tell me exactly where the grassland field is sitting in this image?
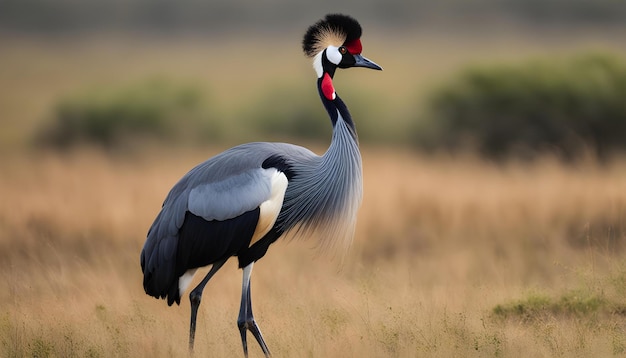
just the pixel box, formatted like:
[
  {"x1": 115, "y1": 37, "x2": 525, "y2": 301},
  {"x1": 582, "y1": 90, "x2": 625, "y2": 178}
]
[
  {"x1": 2, "y1": 148, "x2": 626, "y2": 357},
  {"x1": 1, "y1": 32, "x2": 626, "y2": 357}
]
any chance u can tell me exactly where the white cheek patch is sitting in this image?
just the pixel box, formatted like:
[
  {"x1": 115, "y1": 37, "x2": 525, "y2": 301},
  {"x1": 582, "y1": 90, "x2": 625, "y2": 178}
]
[
  {"x1": 313, "y1": 52, "x2": 324, "y2": 78},
  {"x1": 326, "y1": 46, "x2": 342, "y2": 66}
]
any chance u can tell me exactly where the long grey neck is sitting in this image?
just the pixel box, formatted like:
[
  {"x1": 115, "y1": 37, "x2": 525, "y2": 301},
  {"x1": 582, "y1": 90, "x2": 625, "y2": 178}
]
[
  {"x1": 320, "y1": 94, "x2": 362, "y2": 185},
  {"x1": 317, "y1": 71, "x2": 362, "y2": 199},
  {"x1": 276, "y1": 75, "x2": 363, "y2": 252}
]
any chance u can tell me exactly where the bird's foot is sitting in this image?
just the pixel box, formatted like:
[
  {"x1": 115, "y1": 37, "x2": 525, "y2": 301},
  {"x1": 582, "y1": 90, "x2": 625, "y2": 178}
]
[{"x1": 238, "y1": 319, "x2": 271, "y2": 357}]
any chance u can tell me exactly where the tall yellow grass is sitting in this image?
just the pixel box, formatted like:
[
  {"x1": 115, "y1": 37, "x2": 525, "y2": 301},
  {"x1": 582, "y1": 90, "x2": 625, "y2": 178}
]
[
  {"x1": 1, "y1": 148, "x2": 625, "y2": 357},
  {"x1": 2, "y1": 30, "x2": 626, "y2": 357}
]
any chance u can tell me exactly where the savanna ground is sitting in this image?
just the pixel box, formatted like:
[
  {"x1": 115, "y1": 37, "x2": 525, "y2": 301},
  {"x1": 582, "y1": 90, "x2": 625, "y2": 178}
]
[{"x1": 2, "y1": 32, "x2": 626, "y2": 357}]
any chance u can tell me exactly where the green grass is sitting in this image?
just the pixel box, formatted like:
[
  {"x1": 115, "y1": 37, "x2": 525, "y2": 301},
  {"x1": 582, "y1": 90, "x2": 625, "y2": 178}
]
[
  {"x1": 493, "y1": 290, "x2": 625, "y2": 321},
  {"x1": 493, "y1": 265, "x2": 626, "y2": 325}
]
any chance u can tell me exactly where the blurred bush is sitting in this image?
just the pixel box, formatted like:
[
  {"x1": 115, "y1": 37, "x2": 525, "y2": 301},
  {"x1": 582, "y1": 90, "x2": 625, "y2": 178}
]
[
  {"x1": 238, "y1": 84, "x2": 385, "y2": 144},
  {"x1": 36, "y1": 79, "x2": 391, "y2": 150},
  {"x1": 414, "y1": 53, "x2": 626, "y2": 160},
  {"x1": 241, "y1": 85, "x2": 330, "y2": 141},
  {"x1": 36, "y1": 78, "x2": 218, "y2": 150}
]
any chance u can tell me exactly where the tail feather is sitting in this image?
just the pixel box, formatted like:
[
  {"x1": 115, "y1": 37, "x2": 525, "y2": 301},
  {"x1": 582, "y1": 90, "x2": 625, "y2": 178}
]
[
  {"x1": 141, "y1": 233, "x2": 181, "y2": 306},
  {"x1": 141, "y1": 191, "x2": 189, "y2": 306}
]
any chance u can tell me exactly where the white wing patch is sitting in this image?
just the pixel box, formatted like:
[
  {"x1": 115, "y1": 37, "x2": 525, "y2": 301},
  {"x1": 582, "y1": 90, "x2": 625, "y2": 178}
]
[
  {"x1": 178, "y1": 268, "x2": 197, "y2": 297},
  {"x1": 249, "y1": 170, "x2": 288, "y2": 247}
]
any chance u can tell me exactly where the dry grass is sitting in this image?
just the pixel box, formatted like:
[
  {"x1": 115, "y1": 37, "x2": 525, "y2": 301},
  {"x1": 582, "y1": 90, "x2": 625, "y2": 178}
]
[
  {"x1": 2, "y1": 30, "x2": 626, "y2": 357},
  {"x1": 1, "y1": 148, "x2": 626, "y2": 357}
]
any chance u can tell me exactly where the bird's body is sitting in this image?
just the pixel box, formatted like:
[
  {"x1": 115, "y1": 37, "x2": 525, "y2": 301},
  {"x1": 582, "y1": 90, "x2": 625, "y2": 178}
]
[
  {"x1": 140, "y1": 13, "x2": 381, "y2": 357},
  {"x1": 142, "y1": 137, "x2": 361, "y2": 304}
]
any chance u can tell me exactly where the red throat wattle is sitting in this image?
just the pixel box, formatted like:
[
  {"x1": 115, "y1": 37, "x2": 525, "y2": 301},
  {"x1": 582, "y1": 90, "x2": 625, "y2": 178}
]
[{"x1": 321, "y1": 72, "x2": 335, "y2": 100}]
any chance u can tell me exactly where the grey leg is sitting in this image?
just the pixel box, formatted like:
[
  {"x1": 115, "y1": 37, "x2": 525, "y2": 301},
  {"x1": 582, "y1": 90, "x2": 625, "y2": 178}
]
[
  {"x1": 237, "y1": 262, "x2": 271, "y2": 357},
  {"x1": 188, "y1": 259, "x2": 228, "y2": 352}
]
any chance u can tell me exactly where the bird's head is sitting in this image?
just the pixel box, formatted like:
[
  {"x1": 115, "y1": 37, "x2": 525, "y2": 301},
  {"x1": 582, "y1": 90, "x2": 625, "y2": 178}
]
[{"x1": 303, "y1": 14, "x2": 382, "y2": 79}]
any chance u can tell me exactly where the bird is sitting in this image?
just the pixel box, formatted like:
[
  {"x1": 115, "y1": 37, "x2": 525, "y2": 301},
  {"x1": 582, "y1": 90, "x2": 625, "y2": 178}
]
[{"x1": 140, "y1": 13, "x2": 382, "y2": 357}]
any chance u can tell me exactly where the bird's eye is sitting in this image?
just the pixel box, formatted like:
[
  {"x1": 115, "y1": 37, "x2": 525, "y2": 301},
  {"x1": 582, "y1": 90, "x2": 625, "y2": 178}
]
[{"x1": 339, "y1": 46, "x2": 348, "y2": 55}]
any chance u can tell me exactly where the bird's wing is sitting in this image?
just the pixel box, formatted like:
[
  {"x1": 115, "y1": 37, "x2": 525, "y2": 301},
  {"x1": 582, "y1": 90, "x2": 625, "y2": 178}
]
[
  {"x1": 187, "y1": 166, "x2": 288, "y2": 244},
  {"x1": 150, "y1": 144, "x2": 293, "y2": 245},
  {"x1": 141, "y1": 143, "x2": 307, "y2": 301},
  {"x1": 141, "y1": 142, "x2": 321, "y2": 303},
  {"x1": 179, "y1": 142, "x2": 317, "y2": 222},
  {"x1": 187, "y1": 167, "x2": 281, "y2": 221}
]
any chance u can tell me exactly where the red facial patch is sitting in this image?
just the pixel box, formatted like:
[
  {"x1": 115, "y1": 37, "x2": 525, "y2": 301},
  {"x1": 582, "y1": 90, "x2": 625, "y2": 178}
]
[
  {"x1": 321, "y1": 72, "x2": 335, "y2": 100},
  {"x1": 344, "y1": 38, "x2": 362, "y2": 55}
]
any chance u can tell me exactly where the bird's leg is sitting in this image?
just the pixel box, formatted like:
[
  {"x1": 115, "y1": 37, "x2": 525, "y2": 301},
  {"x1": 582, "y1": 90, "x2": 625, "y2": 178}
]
[
  {"x1": 237, "y1": 262, "x2": 271, "y2": 357},
  {"x1": 188, "y1": 259, "x2": 227, "y2": 353}
]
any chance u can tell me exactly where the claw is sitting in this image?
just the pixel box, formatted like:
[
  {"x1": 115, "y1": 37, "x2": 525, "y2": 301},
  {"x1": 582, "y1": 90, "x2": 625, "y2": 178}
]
[
  {"x1": 238, "y1": 321, "x2": 249, "y2": 357},
  {"x1": 239, "y1": 320, "x2": 271, "y2": 357}
]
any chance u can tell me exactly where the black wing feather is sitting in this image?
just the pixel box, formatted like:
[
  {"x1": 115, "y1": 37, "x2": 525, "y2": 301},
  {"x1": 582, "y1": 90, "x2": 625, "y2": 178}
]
[
  {"x1": 177, "y1": 209, "x2": 260, "y2": 273},
  {"x1": 142, "y1": 208, "x2": 260, "y2": 306}
]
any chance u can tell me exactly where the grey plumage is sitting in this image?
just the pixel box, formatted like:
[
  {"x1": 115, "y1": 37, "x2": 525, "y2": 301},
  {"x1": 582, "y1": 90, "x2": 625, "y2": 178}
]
[
  {"x1": 140, "y1": 13, "x2": 381, "y2": 357},
  {"x1": 277, "y1": 111, "x2": 362, "y2": 252},
  {"x1": 142, "y1": 123, "x2": 361, "y2": 298}
]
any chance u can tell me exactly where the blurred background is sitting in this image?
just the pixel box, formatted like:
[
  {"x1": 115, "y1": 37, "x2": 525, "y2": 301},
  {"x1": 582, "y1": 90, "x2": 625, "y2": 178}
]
[
  {"x1": 1, "y1": 0, "x2": 625, "y2": 157},
  {"x1": 2, "y1": 1, "x2": 626, "y2": 357}
]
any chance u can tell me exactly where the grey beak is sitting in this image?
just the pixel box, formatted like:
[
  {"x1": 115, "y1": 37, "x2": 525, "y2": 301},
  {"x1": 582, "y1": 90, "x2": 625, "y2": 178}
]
[{"x1": 353, "y1": 54, "x2": 383, "y2": 70}]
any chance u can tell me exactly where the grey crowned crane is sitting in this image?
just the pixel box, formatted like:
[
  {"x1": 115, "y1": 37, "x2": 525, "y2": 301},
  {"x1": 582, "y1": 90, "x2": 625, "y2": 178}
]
[{"x1": 140, "y1": 13, "x2": 382, "y2": 357}]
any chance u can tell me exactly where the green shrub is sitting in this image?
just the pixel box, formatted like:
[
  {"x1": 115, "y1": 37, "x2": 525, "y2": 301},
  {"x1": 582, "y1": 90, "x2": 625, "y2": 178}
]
[
  {"x1": 493, "y1": 289, "x2": 626, "y2": 322},
  {"x1": 36, "y1": 78, "x2": 217, "y2": 149},
  {"x1": 415, "y1": 53, "x2": 626, "y2": 160},
  {"x1": 239, "y1": 84, "x2": 385, "y2": 143},
  {"x1": 243, "y1": 85, "x2": 330, "y2": 141}
]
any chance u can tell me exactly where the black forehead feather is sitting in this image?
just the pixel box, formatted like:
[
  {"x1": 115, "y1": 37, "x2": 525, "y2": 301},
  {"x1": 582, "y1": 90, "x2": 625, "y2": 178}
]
[{"x1": 302, "y1": 14, "x2": 362, "y2": 57}]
